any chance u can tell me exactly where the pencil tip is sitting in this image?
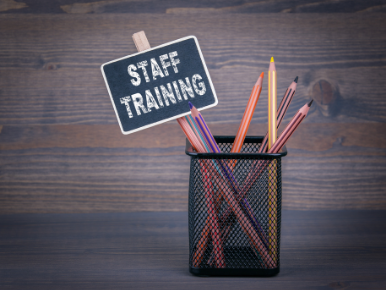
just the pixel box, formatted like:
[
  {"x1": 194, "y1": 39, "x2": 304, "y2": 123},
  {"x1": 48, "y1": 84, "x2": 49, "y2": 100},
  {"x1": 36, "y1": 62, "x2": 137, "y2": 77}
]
[
  {"x1": 270, "y1": 56, "x2": 274, "y2": 62},
  {"x1": 294, "y1": 76, "x2": 298, "y2": 83},
  {"x1": 188, "y1": 102, "x2": 194, "y2": 110},
  {"x1": 308, "y1": 99, "x2": 313, "y2": 107},
  {"x1": 260, "y1": 72, "x2": 264, "y2": 78}
]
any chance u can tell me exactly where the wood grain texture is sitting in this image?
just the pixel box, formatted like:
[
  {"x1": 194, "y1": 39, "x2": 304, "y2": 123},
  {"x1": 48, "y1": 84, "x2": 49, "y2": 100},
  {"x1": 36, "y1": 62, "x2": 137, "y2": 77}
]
[
  {"x1": 0, "y1": 12, "x2": 386, "y2": 213},
  {"x1": 0, "y1": 123, "x2": 385, "y2": 213},
  {"x1": 1, "y1": 14, "x2": 386, "y2": 125},
  {"x1": 0, "y1": 210, "x2": 385, "y2": 289},
  {"x1": 1, "y1": 0, "x2": 386, "y2": 14},
  {"x1": 1, "y1": 123, "x2": 386, "y2": 151}
]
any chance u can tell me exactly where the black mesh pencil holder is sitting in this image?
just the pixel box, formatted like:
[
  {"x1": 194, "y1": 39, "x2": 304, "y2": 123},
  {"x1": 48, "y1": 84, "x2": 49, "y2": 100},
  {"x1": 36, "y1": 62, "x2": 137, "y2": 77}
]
[{"x1": 185, "y1": 136, "x2": 287, "y2": 276}]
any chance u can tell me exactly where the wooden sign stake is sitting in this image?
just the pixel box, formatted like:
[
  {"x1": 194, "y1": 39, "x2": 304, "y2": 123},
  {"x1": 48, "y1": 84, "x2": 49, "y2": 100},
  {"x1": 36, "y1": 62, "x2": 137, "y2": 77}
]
[{"x1": 132, "y1": 31, "x2": 151, "y2": 52}]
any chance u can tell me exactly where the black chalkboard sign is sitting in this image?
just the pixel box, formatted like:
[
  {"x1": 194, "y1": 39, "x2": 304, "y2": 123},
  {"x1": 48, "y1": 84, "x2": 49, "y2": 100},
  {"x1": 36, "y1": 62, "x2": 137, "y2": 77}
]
[{"x1": 101, "y1": 36, "x2": 218, "y2": 135}]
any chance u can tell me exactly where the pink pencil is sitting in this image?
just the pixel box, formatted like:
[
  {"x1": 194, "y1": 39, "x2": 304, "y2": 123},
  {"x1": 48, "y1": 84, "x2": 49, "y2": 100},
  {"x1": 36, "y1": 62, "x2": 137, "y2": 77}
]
[
  {"x1": 240, "y1": 100, "x2": 313, "y2": 195},
  {"x1": 269, "y1": 100, "x2": 313, "y2": 153}
]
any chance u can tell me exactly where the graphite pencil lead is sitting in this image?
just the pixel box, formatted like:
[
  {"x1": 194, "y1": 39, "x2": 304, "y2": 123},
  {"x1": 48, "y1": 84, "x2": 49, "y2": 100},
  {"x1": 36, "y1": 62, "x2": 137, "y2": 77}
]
[
  {"x1": 308, "y1": 99, "x2": 313, "y2": 107},
  {"x1": 294, "y1": 76, "x2": 298, "y2": 83}
]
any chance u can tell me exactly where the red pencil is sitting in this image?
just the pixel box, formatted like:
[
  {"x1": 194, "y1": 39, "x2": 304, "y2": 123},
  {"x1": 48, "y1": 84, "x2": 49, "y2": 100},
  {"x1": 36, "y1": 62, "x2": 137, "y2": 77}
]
[
  {"x1": 269, "y1": 100, "x2": 313, "y2": 153},
  {"x1": 240, "y1": 100, "x2": 313, "y2": 195}
]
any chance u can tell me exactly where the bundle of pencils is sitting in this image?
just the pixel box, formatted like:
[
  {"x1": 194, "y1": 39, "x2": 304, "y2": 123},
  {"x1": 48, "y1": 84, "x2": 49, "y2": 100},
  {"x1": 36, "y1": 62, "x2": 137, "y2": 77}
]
[{"x1": 178, "y1": 57, "x2": 312, "y2": 269}]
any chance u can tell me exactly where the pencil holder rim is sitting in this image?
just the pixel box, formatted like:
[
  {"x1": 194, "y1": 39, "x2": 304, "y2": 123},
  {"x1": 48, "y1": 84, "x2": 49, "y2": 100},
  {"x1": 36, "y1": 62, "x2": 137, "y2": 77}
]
[{"x1": 185, "y1": 135, "x2": 287, "y2": 158}]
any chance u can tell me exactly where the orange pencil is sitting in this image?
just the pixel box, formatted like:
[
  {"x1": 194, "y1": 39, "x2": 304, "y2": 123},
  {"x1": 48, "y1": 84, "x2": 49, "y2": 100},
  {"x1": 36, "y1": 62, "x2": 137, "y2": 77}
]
[{"x1": 231, "y1": 72, "x2": 264, "y2": 153}]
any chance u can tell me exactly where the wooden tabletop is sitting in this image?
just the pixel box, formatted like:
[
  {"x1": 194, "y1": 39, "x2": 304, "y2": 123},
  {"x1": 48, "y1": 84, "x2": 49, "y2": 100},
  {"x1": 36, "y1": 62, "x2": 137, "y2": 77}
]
[{"x1": 1, "y1": 210, "x2": 385, "y2": 289}]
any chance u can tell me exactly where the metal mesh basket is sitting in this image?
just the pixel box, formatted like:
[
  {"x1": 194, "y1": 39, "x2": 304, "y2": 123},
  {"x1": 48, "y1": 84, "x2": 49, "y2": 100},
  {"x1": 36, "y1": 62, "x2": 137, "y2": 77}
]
[{"x1": 185, "y1": 136, "x2": 287, "y2": 276}]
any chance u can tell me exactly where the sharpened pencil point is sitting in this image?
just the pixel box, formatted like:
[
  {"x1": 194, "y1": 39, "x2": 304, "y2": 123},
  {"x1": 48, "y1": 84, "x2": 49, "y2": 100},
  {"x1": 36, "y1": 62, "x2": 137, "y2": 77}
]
[
  {"x1": 294, "y1": 76, "x2": 298, "y2": 83},
  {"x1": 188, "y1": 102, "x2": 194, "y2": 110},
  {"x1": 308, "y1": 99, "x2": 313, "y2": 107},
  {"x1": 260, "y1": 72, "x2": 264, "y2": 78},
  {"x1": 270, "y1": 57, "x2": 274, "y2": 62}
]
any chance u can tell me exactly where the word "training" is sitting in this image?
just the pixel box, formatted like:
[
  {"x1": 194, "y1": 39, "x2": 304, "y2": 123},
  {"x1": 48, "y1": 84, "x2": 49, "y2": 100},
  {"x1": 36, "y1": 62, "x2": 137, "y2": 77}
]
[{"x1": 119, "y1": 51, "x2": 207, "y2": 118}]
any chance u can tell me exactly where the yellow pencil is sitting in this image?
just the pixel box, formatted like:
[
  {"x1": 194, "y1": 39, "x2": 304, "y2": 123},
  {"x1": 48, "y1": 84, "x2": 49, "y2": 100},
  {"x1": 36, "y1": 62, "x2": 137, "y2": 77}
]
[
  {"x1": 268, "y1": 56, "x2": 277, "y2": 261},
  {"x1": 268, "y1": 57, "x2": 277, "y2": 149}
]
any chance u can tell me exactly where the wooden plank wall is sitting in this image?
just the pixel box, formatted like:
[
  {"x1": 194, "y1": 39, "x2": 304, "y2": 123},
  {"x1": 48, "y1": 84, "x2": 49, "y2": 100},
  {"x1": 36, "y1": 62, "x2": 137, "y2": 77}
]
[{"x1": 1, "y1": 0, "x2": 386, "y2": 213}]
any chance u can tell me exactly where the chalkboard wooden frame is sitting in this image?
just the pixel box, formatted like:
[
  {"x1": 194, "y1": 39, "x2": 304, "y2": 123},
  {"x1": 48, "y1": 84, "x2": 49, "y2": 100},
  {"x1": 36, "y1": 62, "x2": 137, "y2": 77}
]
[{"x1": 101, "y1": 36, "x2": 218, "y2": 135}]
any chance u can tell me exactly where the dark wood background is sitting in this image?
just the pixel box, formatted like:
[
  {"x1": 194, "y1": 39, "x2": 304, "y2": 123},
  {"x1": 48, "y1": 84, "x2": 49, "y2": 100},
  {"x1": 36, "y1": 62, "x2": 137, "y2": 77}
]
[{"x1": 1, "y1": 0, "x2": 386, "y2": 213}]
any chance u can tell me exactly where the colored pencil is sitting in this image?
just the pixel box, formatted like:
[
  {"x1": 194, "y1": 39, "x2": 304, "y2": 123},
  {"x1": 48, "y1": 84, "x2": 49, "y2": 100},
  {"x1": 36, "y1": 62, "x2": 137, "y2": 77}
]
[
  {"x1": 179, "y1": 115, "x2": 269, "y2": 267},
  {"x1": 268, "y1": 100, "x2": 313, "y2": 153},
  {"x1": 189, "y1": 102, "x2": 222, "y2": 154},
  {"x1": 199, "y1": 160, "x2": 226, "y2": 268},
  {"x1": 189, "y1": 101, "x2": 259, "y2": 203},
  {"x1": 185, "y1": 114, "x2": 224, "y2": 233},
  {"x1": 177, "y1": 117, "x2": 205, "y2": 153},
  {"x1": 181, "y1": 115, "x2": 226, "y2": 267},
  {"x1": 217, "y1": 76, "x2": 297, "y2": 255},
  {"x1": 180, "y1": 56, "x2": 312, "y2": 269},
  {"x1": 259, "y1": 76, "x2": 298, "y2": 153},
  {"x1": 268, "y1": 57, "x2": 277, "y2": 150},
  {"x1": 185, "y1": 115, "x2": 208, "y2": 152},
  {"x1": 188, "y1": 99, "x2": 313, "y2": 268},
  {"x1": 189, "y1": 102, "x2": 239, "y2": 193},
  {"x1": 276, "y1": 77, "x2": 298, "y2": 132},
  {"x1": 219, "y1": 95, "x2": 310, "y2": 239},
  {"x1": 211, "y1": 166, "x2": 275, "y2": 267},
  {"x1": 231, "y1": 72, "x2": 264, "y2": 153},
  {"x1": 237, "y1": 76, "x2": 299, "y2": 198},
  {"x1": 240, "y1": 100, "x2": 314, "y2": 196},
  {"x1": 182, "y1": 116, "x2": 232, "y2": 266},
  {"x1": 188, "y1": 102, "x2": 273, "y2": 266},
  {"x1": 176, "y1": 117, "x2": 225, "y2": 267},
  {"x1": 267, "y1": 57, "x2": 278, "y2": 258},
  {"x1": 214, "y1": 100, "x2": 313, "y2": 266}
]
